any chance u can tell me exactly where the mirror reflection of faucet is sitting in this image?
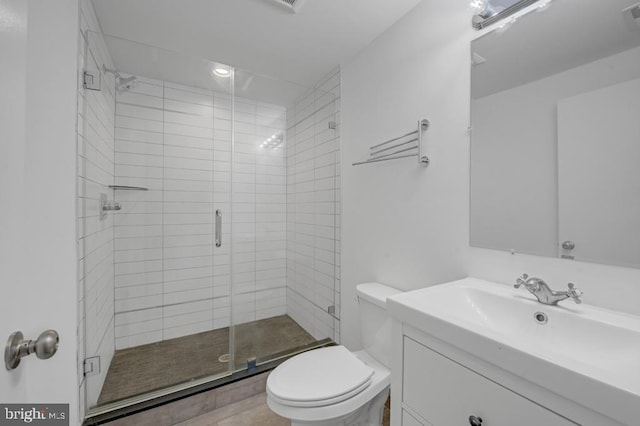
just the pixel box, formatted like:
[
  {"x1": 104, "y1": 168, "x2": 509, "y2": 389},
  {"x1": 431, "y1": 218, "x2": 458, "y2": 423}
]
[{"x1": 514, "y1": 274, "x2": 582, "y2": 305}]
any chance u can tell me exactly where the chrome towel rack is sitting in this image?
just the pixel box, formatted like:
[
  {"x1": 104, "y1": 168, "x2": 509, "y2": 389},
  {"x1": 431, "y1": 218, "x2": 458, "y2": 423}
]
[{"x1": 352, "y1": 119, "x2": 430, "y2": 167}]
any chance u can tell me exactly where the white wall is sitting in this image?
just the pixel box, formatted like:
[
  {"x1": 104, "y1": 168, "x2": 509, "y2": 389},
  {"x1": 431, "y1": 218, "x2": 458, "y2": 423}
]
[
  {"x1": 0, "y1": 0, "x2": 80, "y2": 424},
  {"x1": 341, "y1": 0, "x2": 472, "y2": 349},
  {"x1": 341, "y1": 0, "x2": 640, "y2": 355},
  {"x1": 286, "y1": 68, "x2": 341, "y2": 342}
]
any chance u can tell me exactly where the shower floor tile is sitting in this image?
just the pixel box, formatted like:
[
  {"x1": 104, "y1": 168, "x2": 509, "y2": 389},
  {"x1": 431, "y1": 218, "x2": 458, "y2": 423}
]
[{"x1": 97, "y1": 315, "x2": 315, "y2": 406}]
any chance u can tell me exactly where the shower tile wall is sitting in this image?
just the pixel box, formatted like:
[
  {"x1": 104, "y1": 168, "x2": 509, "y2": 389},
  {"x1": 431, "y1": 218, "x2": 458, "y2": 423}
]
[
  {"x1": 77, "y1": 0, "x2": 117, "y2": 411},
  {"x1": 285, "y1": 68, "x2": 341, "y2": 342},
  {"x1": 113, "y1": 78, "x2": 287, "y2": 349},
  {"x1": 231, "y1": 99, "x2": 289, "y2": 325}
]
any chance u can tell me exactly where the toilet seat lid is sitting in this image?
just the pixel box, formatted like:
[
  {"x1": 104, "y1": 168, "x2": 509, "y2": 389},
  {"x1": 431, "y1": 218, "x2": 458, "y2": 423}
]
[{"x1": 267, "y1": 346, "x2": 374, "y2": 406}]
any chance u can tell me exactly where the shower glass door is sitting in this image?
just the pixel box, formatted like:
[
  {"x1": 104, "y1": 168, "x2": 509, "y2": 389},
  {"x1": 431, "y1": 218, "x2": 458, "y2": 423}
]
[
  {"x1": 79, "y1": 28, "x2": 342, "y2": 419},
  {"x1": 230, "y1": 70, "x2": 340, "y2": 370},
  {"x1": 80, "y1": 31, "x2": 234, "y2": 413}
]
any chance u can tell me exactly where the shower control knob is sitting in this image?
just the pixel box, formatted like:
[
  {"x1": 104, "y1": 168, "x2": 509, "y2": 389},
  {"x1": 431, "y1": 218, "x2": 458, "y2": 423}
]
[
  {"x1": 561, "y1": 240, "x2": 575, "y2": 250},
  {"x1": 469, "y1": 415, "x2": 483, "y2": 426}
]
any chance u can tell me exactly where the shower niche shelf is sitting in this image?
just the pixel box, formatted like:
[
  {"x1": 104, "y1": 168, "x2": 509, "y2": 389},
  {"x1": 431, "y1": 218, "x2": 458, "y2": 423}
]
[{"x1": 109, "y1": 185, "x2": 148, "y2": 191}]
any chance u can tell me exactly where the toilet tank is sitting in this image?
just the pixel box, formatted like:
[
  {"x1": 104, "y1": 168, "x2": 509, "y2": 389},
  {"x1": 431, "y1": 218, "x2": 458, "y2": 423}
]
[{"x1": 356, "y1": 282, "x2": 402, "y2": 368}]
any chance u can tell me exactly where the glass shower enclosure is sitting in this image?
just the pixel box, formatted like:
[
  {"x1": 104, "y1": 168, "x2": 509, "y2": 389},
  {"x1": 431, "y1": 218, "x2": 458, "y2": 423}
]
[{"x1": 78, "y1": 30, "x2": 340, "y2": 418}]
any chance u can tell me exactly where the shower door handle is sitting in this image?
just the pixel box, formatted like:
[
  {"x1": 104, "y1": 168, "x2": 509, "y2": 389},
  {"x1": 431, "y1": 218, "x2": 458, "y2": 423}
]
[{"x1": 215, "y1": 210, "x2": 222, "y2": 247}]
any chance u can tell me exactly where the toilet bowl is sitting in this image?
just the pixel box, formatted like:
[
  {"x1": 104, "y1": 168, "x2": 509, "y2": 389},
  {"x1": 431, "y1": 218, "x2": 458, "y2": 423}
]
[{"x1": 266, "y1": 283, "x2": 401, "y2": 426}]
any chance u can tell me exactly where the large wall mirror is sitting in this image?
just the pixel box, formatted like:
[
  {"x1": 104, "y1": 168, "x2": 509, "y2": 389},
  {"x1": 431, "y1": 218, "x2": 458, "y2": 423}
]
[{"x1": 470, "y1": 0, "x2": 640, "y2": 268}]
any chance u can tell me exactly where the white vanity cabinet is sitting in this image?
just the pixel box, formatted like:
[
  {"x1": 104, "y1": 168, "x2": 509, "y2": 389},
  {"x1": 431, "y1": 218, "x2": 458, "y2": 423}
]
[
  {"x1": 400, "y1": 337, "x2": 576, "y2": 426},
  {"x1": 387, "y1": 279, "x2": 636, "y2": 426}
]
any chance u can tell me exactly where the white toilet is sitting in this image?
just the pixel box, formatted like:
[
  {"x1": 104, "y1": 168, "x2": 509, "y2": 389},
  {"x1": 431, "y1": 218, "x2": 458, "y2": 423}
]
[{"x1": 267, "y1": 283, "x2": 402, "y2": 426}]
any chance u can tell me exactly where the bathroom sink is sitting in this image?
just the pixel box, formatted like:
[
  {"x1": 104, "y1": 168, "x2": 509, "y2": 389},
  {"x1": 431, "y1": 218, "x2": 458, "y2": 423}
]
[{"x1": 387, "y1": 278, "x2": 640, "y2": 425}]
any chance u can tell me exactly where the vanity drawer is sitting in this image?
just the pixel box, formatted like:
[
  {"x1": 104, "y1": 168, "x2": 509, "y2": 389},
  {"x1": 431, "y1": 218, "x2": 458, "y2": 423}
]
[{"x1": 402, "y1": 337, "x2": 577, "y2": 426}]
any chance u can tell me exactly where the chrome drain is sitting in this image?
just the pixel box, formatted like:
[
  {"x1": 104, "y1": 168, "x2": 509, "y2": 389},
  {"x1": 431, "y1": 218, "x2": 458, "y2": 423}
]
[
  {"x1": 218, "y1": 354, "x2": 231, "y2": 363},
  {"x1": 534, "y1": 312, "x2": 548, "y2": 325}
]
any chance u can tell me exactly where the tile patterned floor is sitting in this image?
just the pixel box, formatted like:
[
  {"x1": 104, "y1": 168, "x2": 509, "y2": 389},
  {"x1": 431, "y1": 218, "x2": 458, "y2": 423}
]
[{"x1": 98, "y1": 315, "x2": 315, "y2": 405}]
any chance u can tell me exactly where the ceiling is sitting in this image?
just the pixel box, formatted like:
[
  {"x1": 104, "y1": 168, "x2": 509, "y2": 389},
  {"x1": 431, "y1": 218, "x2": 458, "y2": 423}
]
[
  {"x1": 472, "y1": 0, "x2": 640, "y2": 98},
  {"x1": 91, "y1": 0, "x2": 422, "y2": 93}
]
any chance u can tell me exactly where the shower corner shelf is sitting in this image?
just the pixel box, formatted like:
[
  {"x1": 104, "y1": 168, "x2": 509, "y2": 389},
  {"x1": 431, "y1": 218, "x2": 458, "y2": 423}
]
[
  {"x1": 109, "y1": 185, "x2": 148, "y2": 191},
  {"x1": 352, "y1": 118, "x2": 430, "y2": 167}
]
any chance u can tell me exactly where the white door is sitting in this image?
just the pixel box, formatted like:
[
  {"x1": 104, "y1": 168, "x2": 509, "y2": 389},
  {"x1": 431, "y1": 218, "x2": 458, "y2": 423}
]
[
  {"x1": 0, "y1": 0, "x2": 31, "y2": 404},
  {"x1": 558, "y1": 78, "x2": 640, "y2": 268},
  {"x1": 1, "y1": 0, "x2": 79, "y2": 424}
]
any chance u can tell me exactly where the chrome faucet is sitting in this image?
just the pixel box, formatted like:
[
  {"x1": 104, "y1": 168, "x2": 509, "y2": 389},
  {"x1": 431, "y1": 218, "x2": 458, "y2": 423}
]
[{"x1": 514, "y1": 274, "x2": 583, "y2": 305}]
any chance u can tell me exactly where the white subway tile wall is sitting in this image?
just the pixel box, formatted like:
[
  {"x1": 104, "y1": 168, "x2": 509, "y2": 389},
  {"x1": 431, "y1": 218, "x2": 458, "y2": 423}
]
[
  {"x1": 77, "y1": 0, "x2": 117, "y2": 412},
  {"x1": 230, "y1": 98, "x2": 289, "y2": 327},
  {"x1": 285, "y1": 68, "x2": 341, "y2": 342},
  {"x1": 113, "y1": 78, "x2": 291, "y2": 349}
]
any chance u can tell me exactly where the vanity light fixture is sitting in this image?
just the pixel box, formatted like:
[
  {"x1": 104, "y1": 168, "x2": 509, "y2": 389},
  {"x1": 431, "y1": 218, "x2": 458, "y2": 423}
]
[
  {"x1": 469, "y1": 0, "x2": 497, "y2": 18},
  {"x1": 213, "y1": 67, "x2": 231, "y2": 78},
  {"x1": 490, "y1": 0, "x2": 553, "y2": 32},
  {"x1": 472, "y1": 0, "x2": 540, "y2": 30}
]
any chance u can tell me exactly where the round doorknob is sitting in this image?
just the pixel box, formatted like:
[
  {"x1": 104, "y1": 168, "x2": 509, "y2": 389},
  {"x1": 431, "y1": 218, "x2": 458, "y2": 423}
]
[
  {"x1": 561, "y1": 240, "x2": 575, "y2": 250},
  {"x1": 469, "y1": 415, "x2": 483, "y2": 426},
  {"x1": 5, "y1": 329, "x2": 59, "y2": 370},
  {"x1": 34, "y1": 330, "x2": 59, "y2": 360}
]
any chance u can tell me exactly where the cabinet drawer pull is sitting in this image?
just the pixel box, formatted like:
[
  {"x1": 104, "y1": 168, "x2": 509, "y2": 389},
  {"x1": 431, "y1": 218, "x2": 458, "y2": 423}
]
[{"x1": 469, "y1": 415, "x2": 483, "y2": 426}]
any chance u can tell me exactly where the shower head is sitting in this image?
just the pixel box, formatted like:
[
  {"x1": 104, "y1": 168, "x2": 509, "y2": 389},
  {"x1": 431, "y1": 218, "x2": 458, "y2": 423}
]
[
  {"x1": 116, "y1": 75, "x2": 138, "y2": 93},
  {"x1": 103, "y1": 65, "x2": 138, "y2": 93}
]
